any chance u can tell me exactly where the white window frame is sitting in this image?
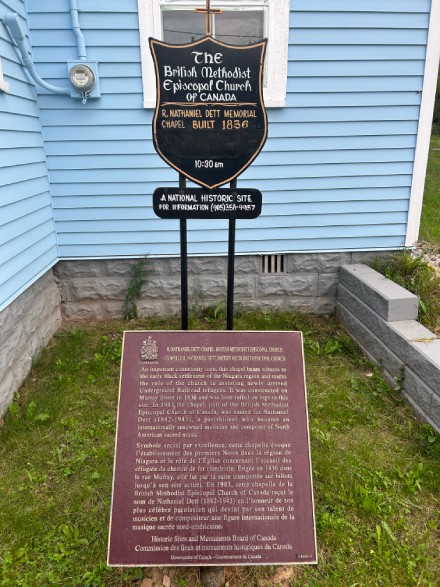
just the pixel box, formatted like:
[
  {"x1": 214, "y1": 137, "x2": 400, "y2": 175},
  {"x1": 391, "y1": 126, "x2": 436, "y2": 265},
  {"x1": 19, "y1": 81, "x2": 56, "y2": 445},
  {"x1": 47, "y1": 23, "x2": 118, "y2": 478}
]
[
  {"x1": 0, "y1": 57, "x2": 10, "y2": 92},
  {"x1": 137, "y1": 0, "x2": 289, "y2": 108}
]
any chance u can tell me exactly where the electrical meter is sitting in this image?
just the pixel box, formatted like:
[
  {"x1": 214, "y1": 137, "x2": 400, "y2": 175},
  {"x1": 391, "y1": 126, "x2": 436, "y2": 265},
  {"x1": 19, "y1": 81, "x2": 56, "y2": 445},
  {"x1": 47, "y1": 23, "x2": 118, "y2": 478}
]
[{"x1": 69, "y1": 63, "x2": 96, "y2": 94}]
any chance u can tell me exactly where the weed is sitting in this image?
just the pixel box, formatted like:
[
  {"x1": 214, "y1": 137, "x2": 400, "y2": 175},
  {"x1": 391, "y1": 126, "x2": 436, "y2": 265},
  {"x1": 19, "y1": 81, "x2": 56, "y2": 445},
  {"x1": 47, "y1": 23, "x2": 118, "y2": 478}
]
[
  {"x1": 370, "y1": 250, "x2": 440, "y2": 334},
  {"x1": 82, "y1": 561, "x2": 109, "y2": 587},
  {"x1": 374, "y1": 520, "x2": 397, "y2": 555},
  {"x1": 397, "y1": 463, "x2": 425, "y2": 495},
  {"x1": 0, "y1": 524, "x2": 89, "y2": 586},
  {"x1": 341, "y1": 480, "x2": 387, "y2": 515},
  {"x1": 18, "y1": 469, "x2": 48, "y2": 492},
  {"x1": 80, "y1": 336, "x2": 122, "y2": 384},
  {"x1": 203, "y1": 300, "x2": 226, "y2": 323},
  {"x1": 393, "y1": 368, "x2": 405, "y2": 393},
  {"x1": 261, "y1": 308, "x2": 272, "y2": 324},
  {"x1": 34, "y1": 412, "x2": 50, "y2": 423},
  {"x1": 421, "y1": 424, "x2": 439, "y2": 451},
  {"x1": 316, "y1": 508, "x2": 358, "y2": 533},
  {"x1": 7, "y1": 393, "x2": 21, "y2": 422},
  {"x1": 303, "y1": 332, "x2": 321, "y2": 355},
  {"x1": 122, "y1": 256, "x2": 150, "y2": 320},
  {"x1": 311, "y1": 425, "x2": 334, "y2": 448}
]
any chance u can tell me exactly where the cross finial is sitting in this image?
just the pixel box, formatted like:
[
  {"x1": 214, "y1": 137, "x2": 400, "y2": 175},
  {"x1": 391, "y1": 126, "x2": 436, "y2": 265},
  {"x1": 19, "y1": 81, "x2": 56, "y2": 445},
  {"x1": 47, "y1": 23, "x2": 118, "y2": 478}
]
[{"x1": 195, "y1": 0, "x2": 222, "y2": 36}]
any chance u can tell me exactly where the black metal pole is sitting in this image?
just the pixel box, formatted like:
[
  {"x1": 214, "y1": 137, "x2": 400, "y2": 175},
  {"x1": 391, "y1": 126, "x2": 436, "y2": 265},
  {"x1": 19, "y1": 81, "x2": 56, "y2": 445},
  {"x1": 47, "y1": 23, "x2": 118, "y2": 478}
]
[
  {"x1": 226, "y1": 179, "x2": 237, "y2": 331},
  {"x1": 179, "y1": 174, "x2": 189, "y2": 330}
]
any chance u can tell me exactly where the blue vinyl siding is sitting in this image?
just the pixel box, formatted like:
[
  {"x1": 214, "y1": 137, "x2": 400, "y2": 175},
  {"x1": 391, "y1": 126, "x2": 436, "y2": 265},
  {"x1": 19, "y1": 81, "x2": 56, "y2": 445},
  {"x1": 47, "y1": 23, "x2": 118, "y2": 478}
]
[
  {"x1": 0, "y1": 0, "x2": 58, "y2": 310},
  {"x1": 24, "y1": 0, "x2": 431, "y2": 258}
]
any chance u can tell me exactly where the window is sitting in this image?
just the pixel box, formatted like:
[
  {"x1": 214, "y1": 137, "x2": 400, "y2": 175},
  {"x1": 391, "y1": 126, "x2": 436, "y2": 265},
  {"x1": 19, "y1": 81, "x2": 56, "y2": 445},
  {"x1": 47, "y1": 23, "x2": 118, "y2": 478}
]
[
  {"x1": 162, "y1": 5, "x2": 265, "y2": 46},
  {"x1": 138, "y1": 0, "x2": 290, "y2": 108}
]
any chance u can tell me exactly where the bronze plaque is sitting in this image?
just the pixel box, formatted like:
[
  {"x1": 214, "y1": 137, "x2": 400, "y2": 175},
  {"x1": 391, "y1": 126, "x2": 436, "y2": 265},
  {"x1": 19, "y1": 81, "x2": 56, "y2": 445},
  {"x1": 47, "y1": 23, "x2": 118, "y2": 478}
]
[{"x1": 108, "y1": 331, "x2": 316, "y2": 567}]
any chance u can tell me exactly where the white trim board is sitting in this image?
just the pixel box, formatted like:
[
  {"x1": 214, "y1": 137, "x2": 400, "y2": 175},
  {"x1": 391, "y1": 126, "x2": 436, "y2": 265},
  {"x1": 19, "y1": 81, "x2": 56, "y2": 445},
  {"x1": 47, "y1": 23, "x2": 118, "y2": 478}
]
[{"x1": 406, "y1": 0, "x2": 440, "y2": 246}]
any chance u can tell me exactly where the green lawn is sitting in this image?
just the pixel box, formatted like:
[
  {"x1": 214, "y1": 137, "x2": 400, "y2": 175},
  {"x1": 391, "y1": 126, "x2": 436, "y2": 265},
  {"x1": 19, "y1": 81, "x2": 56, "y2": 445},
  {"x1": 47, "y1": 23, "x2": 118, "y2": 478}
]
[
  {"x1": 1, "y1": 135, "x2": 440, "y2": 586},
  {"x1": 420, "y1": 136, "x2": 440, "y2": 247},
  {"x1": 0, "y1": 311, "x2": 439, "y2": 587}
]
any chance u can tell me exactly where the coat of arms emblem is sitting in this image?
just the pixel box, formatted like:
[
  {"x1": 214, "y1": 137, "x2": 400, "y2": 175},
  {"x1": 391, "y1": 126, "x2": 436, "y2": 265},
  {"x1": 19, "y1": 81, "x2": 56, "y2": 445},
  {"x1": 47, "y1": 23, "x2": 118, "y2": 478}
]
[{"x1": 140, "y1": 336, "x2": 158, "y2": 362}]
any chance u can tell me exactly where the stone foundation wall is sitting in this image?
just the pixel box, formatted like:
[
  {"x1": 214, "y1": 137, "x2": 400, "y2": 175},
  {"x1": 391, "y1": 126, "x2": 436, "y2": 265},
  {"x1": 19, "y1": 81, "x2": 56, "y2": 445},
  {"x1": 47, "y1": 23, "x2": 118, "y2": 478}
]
[
  {"x1": 0, "y1": 271, "x2": 62, "y2": 415},
  {"x1": 53, "y1": 252, "x2": 376, "y2": 321}
]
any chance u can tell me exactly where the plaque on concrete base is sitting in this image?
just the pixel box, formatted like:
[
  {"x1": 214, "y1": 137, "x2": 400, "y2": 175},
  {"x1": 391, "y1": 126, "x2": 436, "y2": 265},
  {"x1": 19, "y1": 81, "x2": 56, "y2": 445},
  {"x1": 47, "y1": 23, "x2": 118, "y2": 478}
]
[{"x1": 108, "y1": 331, "x2": 317, "y2": 567}]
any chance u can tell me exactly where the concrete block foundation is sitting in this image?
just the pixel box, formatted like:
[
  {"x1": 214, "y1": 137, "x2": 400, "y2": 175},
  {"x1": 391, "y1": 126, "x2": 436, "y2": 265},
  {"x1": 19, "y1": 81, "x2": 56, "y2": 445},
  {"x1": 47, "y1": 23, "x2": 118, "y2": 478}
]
[
  {"x1": 53, "y1": 252, "x2": 376, "y2": 321},
  {"x1": 0, "y1": 271, "x2": 62, "y2": 415},
  {"x1": 337, "y1": 264, "x2": 440, "y2": 432}
]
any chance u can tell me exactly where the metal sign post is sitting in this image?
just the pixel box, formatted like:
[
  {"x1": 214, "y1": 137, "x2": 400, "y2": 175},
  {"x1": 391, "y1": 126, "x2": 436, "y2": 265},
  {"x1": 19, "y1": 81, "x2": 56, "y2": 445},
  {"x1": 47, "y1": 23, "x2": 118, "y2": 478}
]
[
  {"x1": 149, "y1": 3, "x2": 270, "y2": 585},
  {"x1": 153, "y1": 182, "x2": 262, "y2": 331},
  {"x1": 150, "y1": 17, "x2": 267, "y2": 332},
  {"x1": 226, "y1": 179, "x2": 237, "y2": 331},
  {"x1": 179, "y1": 173, "x2": 189, "y2": 330}
]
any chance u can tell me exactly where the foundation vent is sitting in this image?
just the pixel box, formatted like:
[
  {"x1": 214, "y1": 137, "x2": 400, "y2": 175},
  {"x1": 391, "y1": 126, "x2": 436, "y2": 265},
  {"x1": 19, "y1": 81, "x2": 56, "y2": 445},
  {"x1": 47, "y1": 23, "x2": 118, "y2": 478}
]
[{"x1": 262, "y1": 254, "x2": 285, "y2": 274}]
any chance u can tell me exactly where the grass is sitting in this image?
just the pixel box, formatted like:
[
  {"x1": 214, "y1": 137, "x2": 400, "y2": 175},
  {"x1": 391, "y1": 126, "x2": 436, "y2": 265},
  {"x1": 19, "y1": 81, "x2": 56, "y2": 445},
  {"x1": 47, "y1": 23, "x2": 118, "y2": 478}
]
[
  {"x1": 370, "y1": 250, "x2": 440, "y2": 335},
  {"x1": 2, "y1": 134, "x2": 440, "y2": 582},
  {"x1": 0, "y1": 309, "x2": 439, "y2": 587},
  {"x1": 368, "y1": 133, "x2": 440, "y2": 335},
  {"x1": 420, "y1": 135, "x2": 440, "y2": 246}
]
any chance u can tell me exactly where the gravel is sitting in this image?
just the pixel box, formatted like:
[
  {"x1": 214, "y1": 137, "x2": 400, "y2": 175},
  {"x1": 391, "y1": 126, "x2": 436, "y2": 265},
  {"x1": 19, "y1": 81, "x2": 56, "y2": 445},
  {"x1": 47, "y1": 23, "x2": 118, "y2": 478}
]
[{"x1": 411, "y1": 241, "x2": 440, "y2": 273}]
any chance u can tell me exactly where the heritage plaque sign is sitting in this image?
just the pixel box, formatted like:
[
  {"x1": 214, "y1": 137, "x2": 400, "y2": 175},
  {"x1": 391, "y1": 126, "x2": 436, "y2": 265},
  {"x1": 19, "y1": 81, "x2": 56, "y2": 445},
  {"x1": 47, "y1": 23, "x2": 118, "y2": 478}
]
[
  {"x1": 153, "y1": 187, "x2": 262, "y2": 220},
  {"x1": 108, "y1": 331, "x2": 317, "y2": 567},
  {"x1": 149, "y1": 36, "x2": 268, "y2": 189}
]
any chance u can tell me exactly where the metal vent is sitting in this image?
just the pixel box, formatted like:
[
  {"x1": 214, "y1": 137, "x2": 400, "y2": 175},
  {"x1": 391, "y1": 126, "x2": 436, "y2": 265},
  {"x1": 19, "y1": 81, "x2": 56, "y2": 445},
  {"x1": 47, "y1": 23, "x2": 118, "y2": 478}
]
[{"x1": 262, "y1": 254, "x2": 285, "y2": 274}]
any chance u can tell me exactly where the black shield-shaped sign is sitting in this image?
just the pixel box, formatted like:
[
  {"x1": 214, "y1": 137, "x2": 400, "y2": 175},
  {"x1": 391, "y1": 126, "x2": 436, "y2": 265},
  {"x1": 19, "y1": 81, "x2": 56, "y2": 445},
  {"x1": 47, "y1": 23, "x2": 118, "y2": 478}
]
[{"x1": 149, "y1": 36, "x2": 267, "y2": 189}]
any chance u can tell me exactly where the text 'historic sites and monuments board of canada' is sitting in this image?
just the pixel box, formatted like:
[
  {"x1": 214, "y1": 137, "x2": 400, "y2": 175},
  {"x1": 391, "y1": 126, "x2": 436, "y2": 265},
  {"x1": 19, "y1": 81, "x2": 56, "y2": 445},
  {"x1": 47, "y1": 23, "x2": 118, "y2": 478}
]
[{"x1": 108, "y1": 331, "x2": 317, "y2": 567}]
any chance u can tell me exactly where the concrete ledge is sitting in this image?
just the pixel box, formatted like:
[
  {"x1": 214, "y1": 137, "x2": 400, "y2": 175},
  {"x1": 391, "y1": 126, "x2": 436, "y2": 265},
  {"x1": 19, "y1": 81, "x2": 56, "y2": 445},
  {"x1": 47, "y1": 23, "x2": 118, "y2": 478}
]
[
  {"x1": 340, "y1": 264, "x2": 419, "y2": 321},
  {"x1": 338, "y1": 264, "x2": 440, "y2": 432}
]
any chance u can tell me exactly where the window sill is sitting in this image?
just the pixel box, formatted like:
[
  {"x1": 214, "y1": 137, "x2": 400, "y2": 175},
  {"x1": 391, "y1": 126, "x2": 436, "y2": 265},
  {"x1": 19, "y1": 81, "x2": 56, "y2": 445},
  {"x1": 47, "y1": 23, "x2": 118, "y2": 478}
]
[{"x1": 0, "y1": 79, "x2": 10, "y2": 92}]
